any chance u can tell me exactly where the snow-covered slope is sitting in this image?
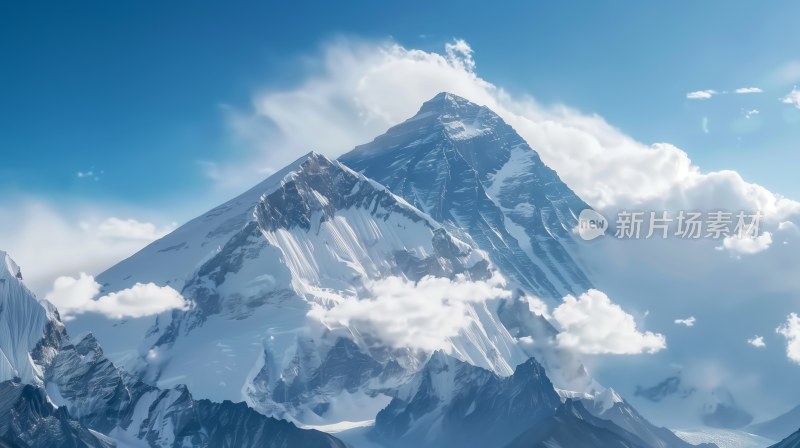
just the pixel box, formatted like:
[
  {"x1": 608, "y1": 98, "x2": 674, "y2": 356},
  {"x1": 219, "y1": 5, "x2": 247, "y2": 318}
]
[
  {"x1": 674, "y1": 429, "x2": 774, "y2": 448},
  {"x1": 340, "y1": 92, "x2": 592, "y2": 299},
  {"x1": 43, "y1": 95, "x2": 695, "y2": 446},
  {"x1": 67, "y1": 154, "x2": 312, "y2": 365},
  {"x1": 582, "y1": 388, "x2": 703, "y2": 448},
  {"x1": 748, "y1": 404, "x2": 800, "y2": 441},
  {"x1": 74, "y1": 153, "x2": 533, "y2": 423},
  {"x1": 0, "y1": 251, "x2": 348, "y2": 448},
  {"x1": 0, "y1": 251, "x2": 61, "y2": 385}
]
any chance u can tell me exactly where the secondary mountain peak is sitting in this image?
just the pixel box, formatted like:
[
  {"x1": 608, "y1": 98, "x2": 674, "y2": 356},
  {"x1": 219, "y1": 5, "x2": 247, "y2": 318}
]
[
  {"x1": 1, "y1": 250, "x2": 23, "y2": 282},
  {"x1": 0, "y1": 250, "x2": 62, "y2": 386}
]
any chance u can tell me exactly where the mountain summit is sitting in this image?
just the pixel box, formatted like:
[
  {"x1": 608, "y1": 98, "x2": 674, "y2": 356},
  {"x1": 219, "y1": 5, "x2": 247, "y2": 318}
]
[
  {"x1": 340, "y1": 92, "x2": 591, "y2": 298},
  {"x1": 68, "y1": 151, "x2": 535, "y2": 424}
]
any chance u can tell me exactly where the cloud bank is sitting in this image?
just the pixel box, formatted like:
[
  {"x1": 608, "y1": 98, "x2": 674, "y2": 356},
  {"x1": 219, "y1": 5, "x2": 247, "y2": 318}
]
[
  {"x1": 309, "y1": 274, "x2": 511, "y2": 352},
  {"x1": 45, "y1": 273, "x2": 190, "y2": 320},
  {"x1": 552, "y1": 289, "x2": 666, "y2": 355},
  {"x1": 0, "y1": 201, "x2": 175, "y2": 294},
  {"x1": 221, "y1": 38, "x2": 799, "y2": 220}
]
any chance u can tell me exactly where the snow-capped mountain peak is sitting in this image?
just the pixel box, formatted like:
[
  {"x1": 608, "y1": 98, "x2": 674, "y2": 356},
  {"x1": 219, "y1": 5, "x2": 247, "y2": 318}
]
[
  {"x1": 595, "y1": 386, "x2": 626, "y2": 414},
  {"x1": 0, "y1": 251, "x2": 61, "y2": 385},
  {"x1": 67, "y1": 151, "x2": 535, "y2": 423},
  {"x1": 340, "y1": 92, "x2": 592, "y2": 299},
  {"x1": 1, "y1": 250, "x2": 22, "y2": 281}
]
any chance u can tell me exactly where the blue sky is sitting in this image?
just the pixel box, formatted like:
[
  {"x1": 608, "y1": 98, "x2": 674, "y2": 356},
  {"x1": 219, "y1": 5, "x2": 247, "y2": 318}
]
[
  {"x1": 2, "y1": 1, "x2": 799, "y2": 211},
  {"x1": 4, "y1": 2, "x2": 800, "y2": 421},
  {"x1": 2, "y1": 1, "x2": 800, "y2": 290}
]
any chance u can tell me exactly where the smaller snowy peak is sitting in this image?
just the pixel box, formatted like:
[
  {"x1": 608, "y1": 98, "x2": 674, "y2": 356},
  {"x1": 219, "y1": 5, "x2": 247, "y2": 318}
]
[
  {"x1": 594, "y1": 387, "x2": 625, "y2": 414},
  {"x1": 0, "y1": 251, "x2": 63, "y2": 386},
  {"x1": 374, "y1": 353, "x2": 562, "y2": 448},
  {"x1": 1, "y1": 250, "x2": 23, "y2": 282}
]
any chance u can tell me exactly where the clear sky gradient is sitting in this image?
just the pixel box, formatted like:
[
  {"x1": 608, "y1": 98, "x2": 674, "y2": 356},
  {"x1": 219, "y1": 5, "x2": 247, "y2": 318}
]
[{"x1": 2, "y1": 1, "x2": 799, "y2": 215}]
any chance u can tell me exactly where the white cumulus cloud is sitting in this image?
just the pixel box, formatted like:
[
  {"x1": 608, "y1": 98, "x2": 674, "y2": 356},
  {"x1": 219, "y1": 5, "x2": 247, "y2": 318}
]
[
  {"x1": 721, "y1": 231, "x2": 773, "y2": 255},
  {"x1": 552, "y1": 289, "x2": 666, "y2": 355},
  {"x1": 45, "y1": 273, "x2": 190, "y2": 320},
  {"x1": 776, "y1": 313, "x2": 800, "y2": 364},
  {"x1": 675, "y1": 316, "x2": 696, "y2": 327},
  {"x1": 735, "y1": 87, "x2": 763, "y2": 94},
  {"x1": 782, "y1": 87, "x2": 800, "y2": 110},
  {"x1": 748, "y1": 336, "x2": 766, "y2": 348},
  {"x1": 308, "y1": 274, "x2": 512, "y2": 352}
]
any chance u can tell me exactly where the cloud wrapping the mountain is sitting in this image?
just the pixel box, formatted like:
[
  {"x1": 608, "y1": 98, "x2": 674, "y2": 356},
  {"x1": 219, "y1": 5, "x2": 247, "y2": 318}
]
[
  {"x1": 223, "y1": 38, "x2": 799, "y2": 222},
  {"x1": 552, "y1": 289, "x2": 666, "y2": 355},
  {"x1": 308, "y1": 274, "x2": 511, "y2": 352},
  {"x1": 44, "y1": 272, "x2": 102, "y2": 318},
  {"x1": 0, "y1": 201, "x2": 174, "y2": 295},
  {"x1": 45, "y1": 273, "x2": 190, "y2": 320}
]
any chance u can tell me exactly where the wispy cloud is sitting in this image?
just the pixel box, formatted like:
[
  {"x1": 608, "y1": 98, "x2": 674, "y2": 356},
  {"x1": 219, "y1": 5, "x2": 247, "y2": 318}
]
[
  {"x1": 0, "y1": 201, "x2": 176, "y2": 294},
  {"x1": 76, "y1": 169, "x2": 103, "y2": 181},
  {"x1": 744, "y1": 109, "x2": 760, "y2": 119},
  {"x1": 687, "y1": 90, "x2": 717, "y2": 100},
  {"x1": 675, "y1": 316, "x2": 696, "y2": 327},
  {"x1": 687, "y1": 86, "x2": 761, "y2": 99},
  {"x1": 735, "y1": 87, "x2": 763, "y2": 94},
  {"x1": 80, "y1": 217, "x2": 176, "y2": 241}
]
